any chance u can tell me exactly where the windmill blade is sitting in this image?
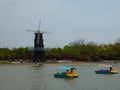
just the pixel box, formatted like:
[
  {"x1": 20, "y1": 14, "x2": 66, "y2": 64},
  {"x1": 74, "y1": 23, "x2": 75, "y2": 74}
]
[
  {"x1": 38, "y1": 19, "x2": 41, "y2": 30},
  {"x1": 37, "y1": 33, "x2": 40, "y2": 44},
  {"x1": 26, "y1": 29, "x2": 36, "y2": 32},
  {"x1": 27, "y1": 29, "x2": 43, "y2": 33},
  {"x1": 43, "y1": 31, "x2": 52, "y2": 34},
  {"x1": 26, "y1": 20, "x2": 51, "y2": 34}
]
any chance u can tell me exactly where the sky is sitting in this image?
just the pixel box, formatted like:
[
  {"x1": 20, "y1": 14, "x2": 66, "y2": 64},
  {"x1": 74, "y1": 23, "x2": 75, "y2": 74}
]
[{"x1": 0, "y1": 0, "x2": 120, "y2": 48}]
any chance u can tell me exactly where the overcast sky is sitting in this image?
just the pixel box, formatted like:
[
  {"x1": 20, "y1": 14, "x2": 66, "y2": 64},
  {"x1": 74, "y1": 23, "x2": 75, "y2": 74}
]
[{"x1": 0, "y1": 0, "x2": 120, "y2": 48}]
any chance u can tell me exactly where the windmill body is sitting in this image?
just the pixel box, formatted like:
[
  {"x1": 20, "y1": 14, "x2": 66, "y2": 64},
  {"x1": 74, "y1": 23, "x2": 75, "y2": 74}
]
[
  {"x1": 27, "y1": 20, "x2": 49, "y2": 64},
  {"x1": 33, "y1": 32, "x2": 45, "y2": 63}
]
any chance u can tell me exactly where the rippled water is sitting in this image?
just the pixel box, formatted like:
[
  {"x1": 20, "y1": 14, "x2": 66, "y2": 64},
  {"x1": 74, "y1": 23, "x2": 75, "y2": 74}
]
[{"x1": 0, "y1": 64, "x2": 120, "y2": 90}]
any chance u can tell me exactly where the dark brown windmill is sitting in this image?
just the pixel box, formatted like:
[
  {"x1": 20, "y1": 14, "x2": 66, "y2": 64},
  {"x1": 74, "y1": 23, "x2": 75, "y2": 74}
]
[{"x1": 27, "y1": 20, "x2": 50, "y2": 64}]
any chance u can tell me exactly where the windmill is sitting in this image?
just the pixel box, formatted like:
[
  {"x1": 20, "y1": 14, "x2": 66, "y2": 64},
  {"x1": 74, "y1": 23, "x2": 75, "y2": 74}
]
[{"x1": 27, "y1": 20, "x2": 50, "y2": 64}]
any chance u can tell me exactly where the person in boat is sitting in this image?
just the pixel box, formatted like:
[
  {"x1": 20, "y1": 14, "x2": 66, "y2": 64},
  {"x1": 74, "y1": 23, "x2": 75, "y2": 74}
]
[
  {"x1": 66, "y1": 69, "x2": 70, "y2": 75},
  {"x1": 108, "y1": 67, "x2": 113, "y2": 72},
  {"x1": 70, "y1": 68, "x2": 75, "y2": 75}
]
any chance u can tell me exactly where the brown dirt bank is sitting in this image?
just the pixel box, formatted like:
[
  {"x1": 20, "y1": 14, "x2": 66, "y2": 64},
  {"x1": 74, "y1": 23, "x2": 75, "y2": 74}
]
[{"x1": 0, "y1": 61, "x2": 120, "y2": 66}]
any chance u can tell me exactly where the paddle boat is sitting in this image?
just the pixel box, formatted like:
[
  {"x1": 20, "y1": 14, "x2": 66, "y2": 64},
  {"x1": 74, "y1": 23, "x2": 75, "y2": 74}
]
[
  {"x1": 54, "y1": 66, "x2": 79, "y2": 78},
  {"x1": 95, "y1": 69, "x2": 118, "y2": 74},
  {"x1": 95, "y1": 65, "x2": 118, "y2": 74}
]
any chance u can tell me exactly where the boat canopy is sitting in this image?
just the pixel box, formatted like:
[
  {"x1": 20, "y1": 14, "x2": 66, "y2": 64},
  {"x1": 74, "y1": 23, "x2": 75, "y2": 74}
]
[
  {"x1": 58, "y1": 67, "x2": 70, "y2": 71},
  {"x1": 57, "y1": 66, "x2": 76, "y2": 71}
]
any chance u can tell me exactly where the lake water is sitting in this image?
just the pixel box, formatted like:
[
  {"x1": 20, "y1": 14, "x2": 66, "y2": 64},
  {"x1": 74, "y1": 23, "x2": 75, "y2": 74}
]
[{"x1": 0, "y1": 64, "x2": 120, "y2": 90}]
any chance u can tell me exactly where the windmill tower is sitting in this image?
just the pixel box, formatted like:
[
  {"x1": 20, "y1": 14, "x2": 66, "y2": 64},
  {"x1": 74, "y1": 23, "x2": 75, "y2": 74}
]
[{"x1": 27, "y1": 20, "x2": 50, "y2": 64}]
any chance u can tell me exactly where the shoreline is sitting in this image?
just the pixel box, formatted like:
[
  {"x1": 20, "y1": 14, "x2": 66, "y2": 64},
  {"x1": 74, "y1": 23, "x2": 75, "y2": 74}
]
[{"x1": 0, "y1": 61, "x2": 120, "y2": 66}]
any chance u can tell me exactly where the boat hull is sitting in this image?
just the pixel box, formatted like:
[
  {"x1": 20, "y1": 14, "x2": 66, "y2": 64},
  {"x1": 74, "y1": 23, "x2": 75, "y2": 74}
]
[
  {"x1": 54, "y1": 73, "x2": 79, "y2": 78},
  {"x1": 95, "y1": 70, "x2": 118, "y2": 74}
]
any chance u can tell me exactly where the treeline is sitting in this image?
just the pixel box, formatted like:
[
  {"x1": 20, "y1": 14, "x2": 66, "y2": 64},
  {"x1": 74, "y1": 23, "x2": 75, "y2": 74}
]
[
  {"x1": 46, "y1": 42, "x2": 120, "y2": 61},
  {"x1": 0, "y1": 41, "x2": 120, "y2": 62},
  {"x1": 0, "y1": 47, "x2": 33, "y2": 61}
]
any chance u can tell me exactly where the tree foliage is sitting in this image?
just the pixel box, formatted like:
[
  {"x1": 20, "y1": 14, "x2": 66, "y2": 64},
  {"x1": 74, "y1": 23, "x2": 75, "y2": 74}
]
[
  {"x1": 0, "y1": 47, "x2": 33, "y2": 61},
  {"x1": 46, "y1": 41, "x2": 120, "y2": 61},
  {"x1": 0, "y1": 40, "x2": 120, "y2": 62}
]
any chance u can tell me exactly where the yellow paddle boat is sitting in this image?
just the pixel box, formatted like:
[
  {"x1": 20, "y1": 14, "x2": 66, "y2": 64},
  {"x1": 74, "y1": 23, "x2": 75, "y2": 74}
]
[{"x1": 54, "y1": 67, "x2": 79, "y2": 78}]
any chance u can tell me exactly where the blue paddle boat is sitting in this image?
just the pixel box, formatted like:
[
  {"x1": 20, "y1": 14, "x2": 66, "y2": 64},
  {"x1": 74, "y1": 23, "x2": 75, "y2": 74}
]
[
  {"x1": 54, "y1": 66, "x2": 79, "y2": 78},
  {"x1": 95, "y1": 69, "x2": 118, "y2": 74},
  {"x1": 95, "y1": 65, "x2": 118, "y2": 74}
]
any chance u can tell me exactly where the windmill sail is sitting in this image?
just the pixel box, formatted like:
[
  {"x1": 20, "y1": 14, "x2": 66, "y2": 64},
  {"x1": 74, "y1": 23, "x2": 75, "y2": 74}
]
[{"x1": 37, "y1": 33, "x2": 40, "y2": 44}]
